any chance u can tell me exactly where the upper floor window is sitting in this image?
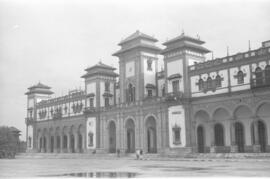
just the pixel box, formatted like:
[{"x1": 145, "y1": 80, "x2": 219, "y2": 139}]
[
  {"x1": 237, "y1": 71, "x2": 244, "y2": 84},
  {"x1": 206, "y1": 77, "x2": 212, "y2": 89},
  {"x1": 126, "y1": 83, "x2": 135, "y2": 103},
  {"x1": 147, "y1": 59, "x2": 153, "y2": 71},
  {"x1": 198, "y1": 79, "x2": 204, "y2": 91},
  {"x1": 265, "y1": 65, "x2": 270, "y2": 83},
  {"x1": 147, "y1": 89, "x2": 152, "y2": 97},
  {"x1": 89, "y1": 98, "x2": 94, "y2": 108},
  {"x1": 255, "y1": 67, "x2": 263, "y2": 85},
  {"x1": 172, "y1": 80, "x2": 179, "y2": 93},
  {"x1": 215, "y1": 75, "x2": 222, "y2": 87},
  {"x1": 105, "y1": 82, "x2": 110, "y2": 92},
  {"x1": 105, "y1": 97, "x2": 109, "y2": 107}
]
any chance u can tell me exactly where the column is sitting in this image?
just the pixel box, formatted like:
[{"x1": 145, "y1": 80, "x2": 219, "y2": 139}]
[
  {"x1": 60, "y1": 135, "x2": 63, "y2": 153},
  {"x1": 253, "y1": 120, "x2": 261, "y2": 152},
  {"x1": 209, "y1": 123, "x2": 216, "y2": 153},
  {"x1": 53, "y1": 135, "x2": 57, "y2": 153},
  {"x1": 230, "y1": 122, "x2": 238, "y2": 153}
]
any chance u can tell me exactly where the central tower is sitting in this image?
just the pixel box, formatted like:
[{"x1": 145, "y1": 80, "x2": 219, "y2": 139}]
[{"x1": 113, "y1": 30, "x2": 161, "y2": 103}]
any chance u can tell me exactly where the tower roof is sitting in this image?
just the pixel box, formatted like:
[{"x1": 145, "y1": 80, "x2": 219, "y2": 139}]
[
  {"x1": 118, "y1": 30, "x2": 158, "y2": 45},
  {"x1": 25, "y1": 82, "x2": 53, "y2": 95},
  {"x1": 163, "y1": 33, "x2": 205, "y2": 46},
  {"x1": 81, "y1": 61, "x2": 118, "y2": 78}
]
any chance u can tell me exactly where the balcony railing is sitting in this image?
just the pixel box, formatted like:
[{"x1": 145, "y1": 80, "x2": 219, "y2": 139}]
[
  {"x1": 251, "y1": 77, "x2": 270, "y2": 89},
  {"x1": 165, "y1": 91, "x2": 184, "y2": 101},
  {"x1": 52, "y1": 112, "x2": 62, "y2": 120}
]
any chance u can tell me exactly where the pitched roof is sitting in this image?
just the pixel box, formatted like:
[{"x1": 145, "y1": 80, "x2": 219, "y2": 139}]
[
  {"x1": 26, "y1": 82, "x2": 53, "y2": 95},
  {"x1": 161, "y1": 41, "x2": 210, "y2": 54},
  {"x1": 163, "y1": 33, "x2": 205, "y2": 46},
  {"x1": 85, "y1": 61, "x2": 116, "y2": 71},
  {"x1": 118, "y1": 30, "x2": 158, "y2": 45}
]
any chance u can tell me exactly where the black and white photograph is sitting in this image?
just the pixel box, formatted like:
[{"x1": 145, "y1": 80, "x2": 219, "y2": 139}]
[{"x1": 0, "y1": 0, "x2": 270, "y2": 178}]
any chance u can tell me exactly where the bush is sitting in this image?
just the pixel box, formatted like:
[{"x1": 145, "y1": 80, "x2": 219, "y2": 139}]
[{"x1": 0, "y1": 126, "x2": 20, "y2": 159}]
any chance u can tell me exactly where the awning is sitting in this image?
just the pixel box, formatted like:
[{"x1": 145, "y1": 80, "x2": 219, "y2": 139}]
[{"x1": 167, "y1": 73, "x2": 182, "y2": 80}]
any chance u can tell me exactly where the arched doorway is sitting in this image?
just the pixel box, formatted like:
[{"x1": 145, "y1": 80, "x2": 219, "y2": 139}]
[
  {"x1": 197, "y1": 125, "x2": 204, "y2": 153},
  {"x1": 145, "y1": 116, "x2": 157, "y2": 153},
  {"x1": 50, "y1": 136, "x2": 54, "y2": 153},
  {"x1": 252, "y1": 120, "x2": 267, "y2": 152},
  {"x1": 70, "y1": 134, "x2": 75, "y2": 153},
  {"x1": 78, "y1": 134, "x2": 83, "y2": 152},
  {"x1": 57, "y1": 136, "x2": 60, "y2": 152},
  {"x1": 63, "y1": 135, "x2": 67, "y2": 150},
  {"x1": 126, "y1": 119, "x2": 135, "y2": 153},
  {"x1": 214, "y1": 123, "x2": 224, "y2": 146},
  {"x1": 43, "y1": 137, "x2": 47, "y2": 153},
  {"x1": 235, "y1": 122, "x2": 244, "y2": 152},
  {"x1": 108, "y1": 121, "x2": 116, "y2": 153},
  {"x1": 39, "y1": 137, "x2": 42, "y2": 152}
]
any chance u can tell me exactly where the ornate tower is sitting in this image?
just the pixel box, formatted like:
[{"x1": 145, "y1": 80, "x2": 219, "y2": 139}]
[
  {"x1": 113, "y1": 30, "x2": 162, "y2": 104},
  {"x1": 161, "y1": 33, "x2": 210, "y2": 151},
  {"x1": 81, "y1": 61, "x2": 118, "y2": 151},
  {"x1": 25, "y1": 82, "x2": 53, "y2": 152}
]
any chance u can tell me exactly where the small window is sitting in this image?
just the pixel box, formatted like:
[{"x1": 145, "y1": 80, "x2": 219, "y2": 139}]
[
  {"x1": 89, "y1": 98, "x2": 94, "y2": 108},
  {"x1": 173, "y1": 127, "x2": 181, "y2": 144},
  {"x1": 147, "y1": 59, "x2": 153, "y2": 71},
  {"x1": 88, "y1": 133, "x2": 93, "y2": 147},
  {"x1": 147, "y1": 89, "x2": 152, "y2": 97},
  {"x1": 237, "y1": 71, "x2": 244, "y2": 84},
  {"x1": 105, "y1": 82, "x2": 110, "y2": 92},
  {"x1": 172, "y1": 80, "x2": 179, "y2": 93}
]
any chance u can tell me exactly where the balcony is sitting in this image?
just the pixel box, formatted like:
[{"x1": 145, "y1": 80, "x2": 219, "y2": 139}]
[
  {"x1": 165, "y1": 91, "x2": 184, "y2": 101},
  {"x1": 52, "y1": 112, "x2": 62, "y2": 120},
  {"x1": 251, "y1": 77, "x2": 270, "y2": 89},
  {"x1": 25, "y1": 117, "x2": 34, "y2": 125}
]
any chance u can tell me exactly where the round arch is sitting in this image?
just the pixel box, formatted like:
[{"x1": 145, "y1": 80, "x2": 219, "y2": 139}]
[
  {"x1": 212, "y1": 107, "x2": 231, "y2": 121},
  {"x1": 145, "y1": 115, "x2": 157, "y2": 153},
  {"x1": 125, "y1": 118, "x2": 135, "y2": 153},
  {"x1": 233, "y1": 105, "x2": 253, "y2": 119},
  {"x1": 194, "y1": 110, "x2": 210, "y2": 124},
  {"x1": 256, "y1": 102, "x2": 270, "y2": 118}
]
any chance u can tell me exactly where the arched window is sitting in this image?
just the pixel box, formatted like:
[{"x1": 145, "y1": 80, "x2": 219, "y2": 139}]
[
  {"x1": 265, "y1": 65, "x2": 270, "y2": 84},
  {"x1": 126, "y1": 83, "x2": 135, "y2": 102},
  {"x1": 214, "y1": 124, "x2": 224, "y2": 146},
  {"x1": 255, "y1": 67, "x2": 263, "y2": 85},
  {"x1": 198, "y1": 79, "x2": 204, "y2": 91},
  {"x1": 207, "y1": 77, "x2": 212, "y2": 89},
  {"x1": 237, "y1": 71, "x2": 244, "y2": 84},
  {"x1": 215, "y1": 75, "x2": 222, "y2": 88}
]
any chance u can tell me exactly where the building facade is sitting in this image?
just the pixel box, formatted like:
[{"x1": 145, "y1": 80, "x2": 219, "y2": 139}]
[{"x1": 25, "y1": 31, "x2": 270, "y2": 154}]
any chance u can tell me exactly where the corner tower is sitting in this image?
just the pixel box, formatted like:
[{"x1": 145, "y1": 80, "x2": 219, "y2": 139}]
[
  {"x1": 113, "y1": 30, "x2": 162, "y2": 103},
  {"x1": 25, "y1": 82, "x2": 53, "y2": 152}
]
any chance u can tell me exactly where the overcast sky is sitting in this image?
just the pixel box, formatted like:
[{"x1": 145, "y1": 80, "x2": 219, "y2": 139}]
[{"x1": 0, "y1": 0, "x2": 269, "y2": 140}]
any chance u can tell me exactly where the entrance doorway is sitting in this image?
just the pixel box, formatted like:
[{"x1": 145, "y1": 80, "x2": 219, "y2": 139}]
[
  {"x1": 258, "y1": 121, "x2": 266, "y2": 152},
  {"x1": 197, "y1": 126, "x2": 204, "y2": 153},
  {"x1": 70, "y1": 134, "x2": 75, "y2": 153},
  {"x1": 146, "y1": 116, "x2": 157, "y2": 153},
  {"x1": 126, "y1": 119, "x2": 135, "y2": 153},
  {"x1": 78, "y1": 134, "x2": 83, "y2": 153},
  {"x1": 50, "y1": 136, "x2": 54, "y2": 153},
  {"x1": 108, "y1": 121, "x2": 116, "y2": 153},
  {"x1": 235, "y1": 122, "x2": 244, "y2": 152}
]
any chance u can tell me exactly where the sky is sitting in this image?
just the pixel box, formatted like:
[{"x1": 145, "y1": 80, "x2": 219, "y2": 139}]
[{"x1": 0, "y1": 0, "x2": 269, "y2": 141}]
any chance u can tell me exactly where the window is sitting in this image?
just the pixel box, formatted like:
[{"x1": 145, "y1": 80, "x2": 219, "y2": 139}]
[
  {"x1": 206, "y1": 77, "x2": 212, "y2": 89},
  {"x1": 64, "y1": 106, "x2": 68, "y2": 114},
  {"x1": 214, "y1": 124, "x2": 224, "y2": 146},
  {"x1": 89, "y1": 98, "x2": 94, "y2": 108},
  {"x1": 105, "y1": 97, "x2": 109, "y2": 107},
  {"x1": 172, "y1": 80, "x2": 179, "y2": 93},
  {"x1": 265, "y1": 65, "x2": 270, "y2": 84},
  {"x1": 88, "y1": 133, "x2": 93, "y2": 147},
  {"x1": 198, "y1": 79, "x2": 204, "y2": 91},
  {"x1": 147, "y1": 89, "x2": 152, "y2": 97},
  {"x1": 147, "y1": 59, "x2": 152, "y2": 71},
  {"x1": 173, "y1": 126, "x2": 181, "y2": 144},
  {"x1": 215, "y1": 75, "x2": 222, "y2": 87},
  {"x1": 255, "y1": 67, "x2": 263, "y2": 85},
  {"x1": 105, "y1": 82, "x2": 110, "y2": 92},
  {"x1": 162, "y1": 86, "x2": 165, "y2": 97},
  {"x1": 126, "y1": 83, "x2": 135, "y2": 102},
  {"x1": 237, "y1": 71, "x2": 244, "y2": 84}
]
